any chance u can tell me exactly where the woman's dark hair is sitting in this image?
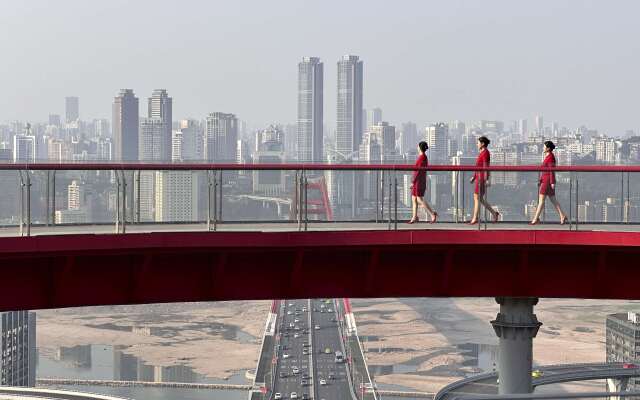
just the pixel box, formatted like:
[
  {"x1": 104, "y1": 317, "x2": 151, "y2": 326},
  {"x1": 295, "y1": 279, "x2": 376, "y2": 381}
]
[
  {"x1": 544, "y1": 140, "x2": 556, "y2": 151},
  {"x1": 478, "y1": 136, "x2": 490, "y2": 147},
  {"x1": 418, "y1": 141, "x2": 429, "y2": 153}
]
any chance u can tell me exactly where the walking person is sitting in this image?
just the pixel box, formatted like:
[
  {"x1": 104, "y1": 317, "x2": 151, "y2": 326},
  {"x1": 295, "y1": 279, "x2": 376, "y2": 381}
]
[
  {"x1": 530, "y1": 140, "x2": 568, "y2": 225},
  {"x1": 469, "y1": 136, "x2": 500, "y2": 225},
  {"x1": 408, "y1": 141, "x2": 438, "y2": 224}
]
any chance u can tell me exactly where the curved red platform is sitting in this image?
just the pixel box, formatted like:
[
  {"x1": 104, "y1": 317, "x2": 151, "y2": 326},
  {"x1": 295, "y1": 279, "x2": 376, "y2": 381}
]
[{"x1": 1, "y1": 229, "x2": 639, "y2": 311}]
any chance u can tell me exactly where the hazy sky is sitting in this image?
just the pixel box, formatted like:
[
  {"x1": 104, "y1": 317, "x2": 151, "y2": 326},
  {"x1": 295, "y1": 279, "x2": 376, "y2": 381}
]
[{"x1": 1, "y1": 0, "x2": 639, "y2": 134}]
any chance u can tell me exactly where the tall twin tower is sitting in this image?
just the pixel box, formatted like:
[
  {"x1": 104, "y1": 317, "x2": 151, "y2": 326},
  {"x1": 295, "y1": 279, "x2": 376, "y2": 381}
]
[{"x1": 297, "y1": 55, "x2": 363, "y2": 163}]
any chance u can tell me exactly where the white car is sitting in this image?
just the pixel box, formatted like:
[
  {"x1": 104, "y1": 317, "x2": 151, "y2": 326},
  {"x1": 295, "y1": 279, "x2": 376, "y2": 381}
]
[
  {"x1": 320, "y1": 378, "x2": 327, "y2": 385},
  {"x1": 287, "y1": 311, "x2": 292, "y2": 315},
  {"x1": 290, "y1": 393, "x2": 298, "y2": 399},
  {"x1": 282, "y1": 353, "x2": 290, "y2": 359},
  {"x1": 315, "y1": 325, "x2": 320, "y2": 330},
  {"x1": 294, "y1": 333, "x2": 300, "y2": 338},
  {"x1": 294, "y1": 318, "x2": 300, "y2": 323},
  {"x1": 292, "y1": 367, "x2": 299, "y2": 374},
  {"x1": 274, "y1": 394, "x2": 282, "y2": 400}
]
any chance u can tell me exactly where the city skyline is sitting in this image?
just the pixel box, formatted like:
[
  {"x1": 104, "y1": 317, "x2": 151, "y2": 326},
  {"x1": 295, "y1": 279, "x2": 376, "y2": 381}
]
[{"x1": 2, "y1": 1, "x2": 640, "y2": 133}]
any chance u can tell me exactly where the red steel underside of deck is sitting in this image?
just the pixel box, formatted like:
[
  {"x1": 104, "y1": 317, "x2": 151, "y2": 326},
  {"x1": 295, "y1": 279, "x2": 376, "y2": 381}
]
[{"x1": 1, "y1": 229, "x2": 639, "y2": 311}]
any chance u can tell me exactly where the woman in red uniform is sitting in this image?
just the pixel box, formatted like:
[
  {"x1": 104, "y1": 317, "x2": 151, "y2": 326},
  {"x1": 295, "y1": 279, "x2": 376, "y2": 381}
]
[
  {"x1": 530, "y1": 141, "x2": 568, "y2": 225},
  {"x1": 408, "y1": 141, "x2": 438, "y2": 224},
  {"x1": 469, "y1": 136, "x2": 500, "y2": 225}
]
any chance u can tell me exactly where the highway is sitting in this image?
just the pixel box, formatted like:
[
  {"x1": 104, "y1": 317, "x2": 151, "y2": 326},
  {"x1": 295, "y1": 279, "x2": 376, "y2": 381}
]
[{"x1": 270, "y1": 299, "x2": 355, "y2": 400}]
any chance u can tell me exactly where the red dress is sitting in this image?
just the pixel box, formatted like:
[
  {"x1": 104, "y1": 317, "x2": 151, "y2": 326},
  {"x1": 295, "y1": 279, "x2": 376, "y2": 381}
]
[
  {"x1": 539, "y1": 152, "x2": 556, "y2": 196},
  {"x1": 411, "y1": 153, "x2": 428, "y2": 197},
  {"x1": 474, "y1": 149, "x2": 490, "y2": 195}
]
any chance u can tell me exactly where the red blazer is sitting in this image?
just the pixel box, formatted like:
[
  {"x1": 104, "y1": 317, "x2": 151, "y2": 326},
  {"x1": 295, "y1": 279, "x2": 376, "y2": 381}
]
[
  {"x1": 474, "y1": 149, "x2": 490, "y2": 182},
  {"x1": 540, "y1": 152, "x2": 556, "y2": 185},
  {"x1": 412, "y1": 153, "x2": 428, "y2": 186}
]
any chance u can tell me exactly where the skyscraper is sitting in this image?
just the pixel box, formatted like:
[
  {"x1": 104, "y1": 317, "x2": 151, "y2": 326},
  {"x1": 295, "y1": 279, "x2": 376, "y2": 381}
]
[
  {"x1": 426, "y1": 122, "x2": 449, "y2": 162},
  {"x1": 297, "y1": 57, "x2": 323, "y2": 162},
  {"x1": 369, "y1": 121, "x2": 396, "y2": 160},
  {"x1": 1, "y1": 311, "x2": 36, "y2": 387},
  {"x1": 334, "y1": 55, "x2": 364, "y2": 218},
  {"x1": 147, "y1": 89, "x2": 172, "y2": 161},
  {"x1": 518, "y1": 119, "x2": 528, "y2": 137},
  {"x1": 400, "y1": 122, "x2": 418, "y2": 155},
  {"x1": 68, "y1": 180, "x2": 84, "y2": 210},
  {"x1": 205, "y1": 112, "x2": 238, "y2": 162},
  {"x1": 139, "y1": 118, "x2": 165, "y2": 161},
  {"x1": 112, "y1": 89, "x2": 139, "y2": 161},
  {"x1": 179, "y1": 120, "x2": 204, "y2": 161},
  {"x1": 154, "y1": 171, "x2": 198, "y2": 222},
  {"x1": 535, "y1": 115, "x2": 544, "y2": 134},
  {"x1": 13, "y1": 134, "x2": 36, "y2": 163},
  {"x1": 336, "y1": 55, "x2": 363, "y2": 157},
  {"x1": 367, "y1": 108, "x2": 382, "y2": 129},
  {"x1": 65, "y1": 96, "x2": 79, "y2": 123}
]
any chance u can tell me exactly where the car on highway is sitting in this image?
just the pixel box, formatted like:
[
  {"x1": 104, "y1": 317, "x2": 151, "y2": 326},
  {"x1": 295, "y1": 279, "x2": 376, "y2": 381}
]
[
  {"x1": 301, "y1": 379, "x2": 309, "y2": 386},
  {"x1": 274, "y1": 393, "x2": 282, "y2": 400},
  {"x1": 324, "y1": 347, "x2": 331, "y2": 354},
  {"x1": 294, "y1": 333, "x2": 300, "y2": 338},
  {"x1": 532, "y1": 369, "x2": 543, "y2": 378},
  {"x1": 290, "y1": 392, "x2": 298, "y2": 399},
  {"x1": 302, "y1": 372, "x2": 309, "y2": 379},
  {"x1": 294, "y1": 318, "x2": 300, "y2": 323},
  {"x1": 301, "y1": 394, "x2": 309, "y2": 400},
  {"x1": 292, "y1": 367, "x2": 299, "y2": 375},
  {"x1": 328, "y1": 372, "x2": 335, "y2": 380},
  {"x1": 287, "y1": 311, "x2": 292, "y2": 315},
  {"x1": 303, "y1": 349, "x2": 309, "y2": 355},
  {"x1": 314, "y1": 325, "x2": 320, "y2": 330},
  {"x1": 319, "y1": 378, "x2": 327, "y2": 385},
  {"x1": 624, "y1": 363, "x2": 638, "y2": 369},
  {"x1": 279, "y1": 371, "x2": 287, "y2": 378},
  {"x1": 282, "y1": 353, "x2": 290, "y2": 359},
  {"x1": 303, "y1": 342, "x2": 310, "y2": 347}
]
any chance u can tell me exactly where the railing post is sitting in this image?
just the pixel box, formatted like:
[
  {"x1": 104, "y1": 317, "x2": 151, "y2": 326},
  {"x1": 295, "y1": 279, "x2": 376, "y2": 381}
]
[
  {"x1": 115, "y1": 171, "x2": 121, "y2": 234},
  {"x1": 375, "y1": 170, "x2": 379, "y2": 223},
  {"x1": 207, "y1": 170, "x2": 213, "y2": 231},
  {"x1": 569, "y1": 172, "x2": 573, "y2": 231},
  {"x1": 461, "y1": 171, "x2": 465, "y2": 222},
  {"x1": 120, "y1": 170, "x2": 127, "y2": 234},
  {"x1": 217, "y1": 170, "x2": 223, "y2": 222},
  {"x1": 135, "y1": 170, "x2": 141, "y2": 224},
  {"x1": 45, "y1": 170, "x2": 50, "y2": 227},
  {"x1": 213, "y1": 170, "x2": 219, "y2": 231},
  {"x1": 454, "y1": 170, "x2": 459, "y2": 223},
  {"x1": 51, "y1": 171, "x2": 56, "y2": 226},
  {"x1": 394, "y1": 170, "x2": 398, "y2": 230},
  {"x1": 387, "y1": 171, "x2": 392, "y2": 231},
  {"x1": 26, "y1": 171, "x2": 31, "y2": 237},
  {"x1": 621, "y1": 171, "x2": 624, "y2": 223},
  {"x1": 297, "y1": 171, "x2": 302, "y2": 231},
  {"x1": 304, "y1": 170, "x2": 308, "y2": 232},
  {"x1": 626, "y1": 171, "x2": 630, "y2": 224},
  {"x1": 381, "y1": 170, "x2": 385, "y2": 224},
  {"x1": 575, "y1": 175, "x2": 579, "y2": 231}
]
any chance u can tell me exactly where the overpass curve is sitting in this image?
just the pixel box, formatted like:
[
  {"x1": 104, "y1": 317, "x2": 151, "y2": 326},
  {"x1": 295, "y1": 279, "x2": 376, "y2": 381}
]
[
  {"x1": 434, "y1": 363, "x2": 640, "y2": 400},
  {"x1": 2, "y1": 228, "x2": 640, "y2": 310}
]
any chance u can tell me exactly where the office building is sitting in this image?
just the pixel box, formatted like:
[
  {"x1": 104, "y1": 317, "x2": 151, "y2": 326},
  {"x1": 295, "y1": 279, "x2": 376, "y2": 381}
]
[
  {"x1": 297, "y1": 57, "x2": 323, "y2": 162},
  {"x1": 1, "y1": 311, "x2": 36, "y2": 387},
  {"x1": 65, "y1": 96, "x2": 79, "y2": 123},
  {"x1": 112, "y1": 89, "x2": 139, "y2": 161},
  {"x1": 399, "y1": 122, "x2": 418, "y2": 155},
  {"x1": 205, "y1": 112, "x2": 238, "y2": 162},
  {"x1": 253, "y1": 125, "x2": 286, "y2": 195},
  {"x1": 518, "y1": 119, "x2": 528, "y2": 138},
  {"x1": 139, "y1": 118, "x2": 165, "y2": 161},
  {"x1": 48, "y1": 114, "x2": 61, "y2": 127},
  {"x1": 535, "y1": 115, "x2": 544, "y2": 133},
  {"x1": 369, "y1": 121, "x2": 396, "y2": 160},
  {"x1": 147, "y1": 89, "x2": 172, "y2": 161}
]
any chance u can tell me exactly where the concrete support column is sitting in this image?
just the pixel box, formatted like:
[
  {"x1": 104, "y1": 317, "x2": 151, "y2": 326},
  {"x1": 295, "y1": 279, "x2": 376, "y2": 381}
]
[
  {"x1": 491, "y1": 297, "x2": 542, "y2": 395},
  {"x1": 607, "y1": 377, "x2": 629, "y2": 400}
]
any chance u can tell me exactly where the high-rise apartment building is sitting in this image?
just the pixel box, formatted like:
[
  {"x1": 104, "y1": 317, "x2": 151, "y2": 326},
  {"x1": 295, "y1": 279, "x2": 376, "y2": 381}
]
[
  {"x1": 112, "y1": 89, "x2": 139, "y2": 161},
  {"x1": 518, "y1": 119, "x2": 528, "y2": 138},
  {"x1": 179, "y1": 120, "x2": 203, "y2": 161},
  {"x1": 399, "y1": 122, "x2": 418, "y2": 155},
  {"x1": 139, "y1": 118, "x2": 165, "y2": 161},
  {"x1": 369, "y1": 121, "x2": 396, "y2": 160},
  {"x1": 205, "y1": 112, "x2": 238, "y2": 162},
  {"x1": 535, "y1": 115, "x2": 544, "y2": 133},
  {"x1": 65, "y1": 96, "x2": 79, "y2": 123},
  {"x1": 297, "y1": 57, "x2": 323, "y2": 162},
  {"x1": 426, "y1": 122, "x2": 449, "y2": 162},
  {"x1": 1, "y1": 311, "x2": 36, "y2": 387},
  {"x1": 147, "y1": 89, "x2": 172, "y2": 161},
  {"x1": 154, "y1": 171, "x2": 198, "y2": 222},
  {"x1": 67, "y1": 180, "x2": 84, "y2": 210},
  {"x1": 606, "y1": 312, "x2": 640, "y2": 390}
]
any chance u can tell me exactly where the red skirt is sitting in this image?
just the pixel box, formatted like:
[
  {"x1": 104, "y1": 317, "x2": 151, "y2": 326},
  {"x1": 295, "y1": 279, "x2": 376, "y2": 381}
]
[
  {"x1": 412, "y1": 182, "x2": 426, "y2": 197},
  {"x1": 474, "y1": 180, "x2": 486, "y2": 195},
  {"x1": 539, "y1": 182, "x2": 555, "y2": 196}
]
